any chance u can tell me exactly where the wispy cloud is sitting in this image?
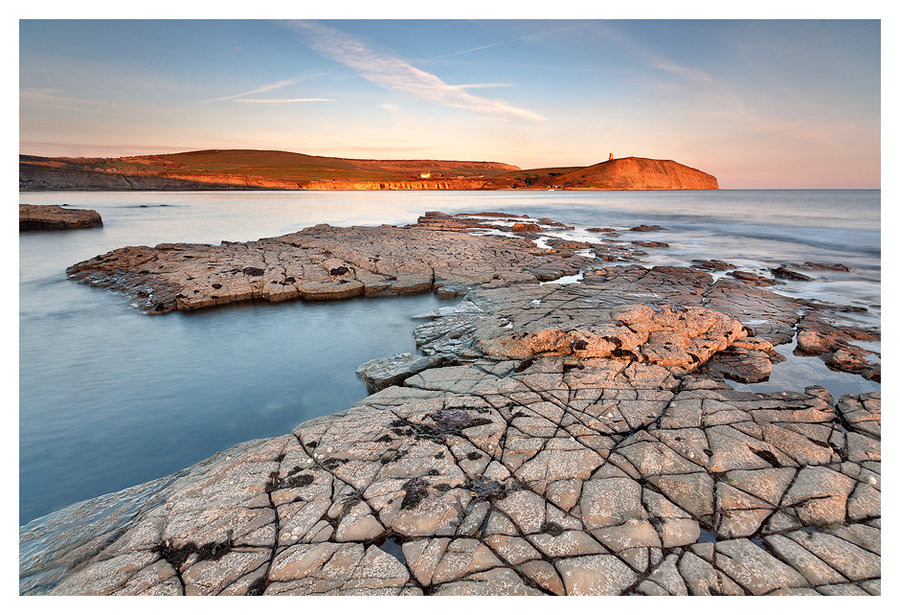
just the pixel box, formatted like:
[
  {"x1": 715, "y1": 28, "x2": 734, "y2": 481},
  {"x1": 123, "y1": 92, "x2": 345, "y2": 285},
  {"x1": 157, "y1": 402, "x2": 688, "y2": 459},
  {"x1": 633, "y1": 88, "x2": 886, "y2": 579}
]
[
  {"x1": 204, "y1": 79, "x2": 298, "y2": 103},
  {"x1": 204, "y1": 71, "x2": 335, "y2": 104},
  {"x1": 20, "y1": 87, "x2": 121, "y2": 114},
  {"x1": 423, "y1": 22, "x2": 593, "y2": 62},
  {"x1": 448, "y1": 83, "x2": 513, "y2": 90},
  {"x1": 233, "y1": 98, "x2": 335, "y2": 104},
  {"x1": 289, "y1": 21, "x2": 543, "y2": 122}
]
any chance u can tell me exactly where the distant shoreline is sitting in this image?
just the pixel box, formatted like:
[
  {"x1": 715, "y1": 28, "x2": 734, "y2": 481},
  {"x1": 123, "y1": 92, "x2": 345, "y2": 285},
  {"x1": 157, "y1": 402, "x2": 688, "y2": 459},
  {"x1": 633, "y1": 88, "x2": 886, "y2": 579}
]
[{"x1": 19, "y1": 149, "x2": 718, "y2": 192}]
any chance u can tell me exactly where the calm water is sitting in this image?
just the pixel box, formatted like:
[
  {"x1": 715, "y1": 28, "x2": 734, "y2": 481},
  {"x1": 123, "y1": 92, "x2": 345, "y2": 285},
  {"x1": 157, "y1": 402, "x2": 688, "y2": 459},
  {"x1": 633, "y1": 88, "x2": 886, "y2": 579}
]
[{"x1": 19, "y1": 190, "x2": 880, "y2": 523}]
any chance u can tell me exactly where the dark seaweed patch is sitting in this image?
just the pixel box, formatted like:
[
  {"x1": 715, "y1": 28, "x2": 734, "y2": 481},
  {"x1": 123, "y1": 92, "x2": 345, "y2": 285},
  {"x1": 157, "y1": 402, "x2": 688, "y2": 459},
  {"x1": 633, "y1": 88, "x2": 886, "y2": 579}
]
[{"x1": 400, "y1": 477, "x2": 429, "y2": 510}]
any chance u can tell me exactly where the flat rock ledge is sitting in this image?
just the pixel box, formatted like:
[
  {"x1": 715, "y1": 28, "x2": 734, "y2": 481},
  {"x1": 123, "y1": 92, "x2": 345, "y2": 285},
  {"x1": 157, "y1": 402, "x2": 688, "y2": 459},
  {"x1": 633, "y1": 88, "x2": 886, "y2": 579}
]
[
  {"x1": 64, "y1": 212, "x2": 878, "y2": 381},
  {"x1": 65, "y1": 212, "x2": 605, "y2": 313},
  {"x1": 20, "y1": 204, "x2": 102, "y2": 231},
  {"x1": 22, "y1": 264, "x2": 880, "y2": 595}
]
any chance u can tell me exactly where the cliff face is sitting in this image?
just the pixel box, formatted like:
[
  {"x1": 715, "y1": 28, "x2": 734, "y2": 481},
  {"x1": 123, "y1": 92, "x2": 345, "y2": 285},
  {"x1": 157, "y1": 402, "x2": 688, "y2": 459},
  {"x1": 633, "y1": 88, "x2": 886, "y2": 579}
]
[
  {"x1": 552, "y1": 157, "x2": 718, "y2": 190},
  {"x1": 302, "y1": 179, "x2": 493, "y2": 190},
  {"x1": 18, "y1": 165, "x2": 494, "y2": 191},
  {"x1": 18, "y1": 164, "x2": 266, "y2": 191}
]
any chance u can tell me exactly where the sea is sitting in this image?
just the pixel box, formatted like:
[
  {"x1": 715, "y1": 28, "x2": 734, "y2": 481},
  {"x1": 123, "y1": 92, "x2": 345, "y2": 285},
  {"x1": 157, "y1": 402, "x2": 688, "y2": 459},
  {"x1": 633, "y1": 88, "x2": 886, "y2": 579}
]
[{"x1": 18, "y1": 189, "x2": 881, "y2": 524}]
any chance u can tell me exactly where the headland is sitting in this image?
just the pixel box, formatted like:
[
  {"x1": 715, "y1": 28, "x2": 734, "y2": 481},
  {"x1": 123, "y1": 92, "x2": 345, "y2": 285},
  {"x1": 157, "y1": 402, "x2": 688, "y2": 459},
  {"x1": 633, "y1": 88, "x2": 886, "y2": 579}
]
[{"x1": 20, "y1": 150, "x2": 718, "y2": 192}]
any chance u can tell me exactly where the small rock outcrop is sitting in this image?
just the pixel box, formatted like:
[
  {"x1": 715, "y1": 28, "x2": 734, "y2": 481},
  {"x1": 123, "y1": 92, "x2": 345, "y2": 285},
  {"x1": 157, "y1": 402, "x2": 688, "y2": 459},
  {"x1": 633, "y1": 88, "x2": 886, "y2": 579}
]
[
  {"x1": 356, "y1": 353, "x2": 446, "y2": 392},
  {"x1": 20, "y1": 204, "x2": 102, "y2": 230}
]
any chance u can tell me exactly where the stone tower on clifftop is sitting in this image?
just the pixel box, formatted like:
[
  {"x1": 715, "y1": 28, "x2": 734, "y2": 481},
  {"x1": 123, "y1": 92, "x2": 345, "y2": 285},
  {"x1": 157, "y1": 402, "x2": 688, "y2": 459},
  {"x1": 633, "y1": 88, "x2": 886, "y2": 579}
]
[{"x1": 609, "y1": 153, "x2": 614, "y2": 160}]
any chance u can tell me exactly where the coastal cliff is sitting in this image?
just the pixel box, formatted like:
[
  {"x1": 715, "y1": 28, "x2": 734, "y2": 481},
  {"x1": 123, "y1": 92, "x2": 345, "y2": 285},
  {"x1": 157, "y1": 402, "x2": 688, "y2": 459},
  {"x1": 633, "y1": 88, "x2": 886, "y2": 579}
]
[
  {"x1": 302, "y1": 179, "x2": 493, "y2": 190},
  {"x1": 18, "y1": 163, "x2": 266, "y2": 191},
  {"x1": 20, "y1": 150, "x2": 718, "y2": 191},
  {"x1": 553, "y1": 157, "x2": 719, "y2": 190}
]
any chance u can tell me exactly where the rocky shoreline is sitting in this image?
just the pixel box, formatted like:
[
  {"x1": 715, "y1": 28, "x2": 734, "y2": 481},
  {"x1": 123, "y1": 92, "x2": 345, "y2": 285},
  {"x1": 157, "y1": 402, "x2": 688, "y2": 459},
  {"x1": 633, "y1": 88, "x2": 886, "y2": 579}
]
[
  {"x1": 20, "y1": 204, "x2": 102, "y2": 231},
  {"x1": 21, "y1": 212, "x2": 880, "y2": 595}
]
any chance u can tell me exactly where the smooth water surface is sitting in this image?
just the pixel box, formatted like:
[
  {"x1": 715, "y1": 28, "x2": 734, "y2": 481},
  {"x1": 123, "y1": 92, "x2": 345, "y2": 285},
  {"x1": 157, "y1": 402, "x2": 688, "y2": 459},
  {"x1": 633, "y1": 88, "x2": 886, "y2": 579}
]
[{"x1": 19, "y1": 190, "x2": 880, "y2": 523}]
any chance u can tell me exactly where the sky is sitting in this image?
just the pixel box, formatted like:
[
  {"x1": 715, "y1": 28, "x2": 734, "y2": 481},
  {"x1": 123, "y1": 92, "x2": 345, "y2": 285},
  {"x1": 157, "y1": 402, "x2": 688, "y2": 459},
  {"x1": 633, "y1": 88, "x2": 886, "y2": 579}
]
[{"x1": 18, "y1": 19, "x2": 881, "y2": 188}]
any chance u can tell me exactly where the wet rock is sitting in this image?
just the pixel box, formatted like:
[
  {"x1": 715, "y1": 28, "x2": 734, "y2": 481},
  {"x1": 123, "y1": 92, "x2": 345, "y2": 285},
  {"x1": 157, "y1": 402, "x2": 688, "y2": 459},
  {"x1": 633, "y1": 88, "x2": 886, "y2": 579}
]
[
  {"x1": 795, "y1": 314, "x2": 880, "y2": 381},
  {"x1": 586, "y1": 227, "x2": 616, "y2": 233},
  {"x1": 511, "y1": 222, "x2": 542, "y2": 232},
  {"x1": 691, "y1": 259, "x2": 734, "y2": 271},
  {"x1": 770, "y1": 266, "x2": 813, "y2": 281},
  {"x1": 728, "y1": 270, "x2": 776, "y2": 286},
  {"x1": 704, "y1": 346, "x2": 776, "y2": 383},
  {"x1": 790, "y1": 262, "x2": 851, "y2": 272},
  {"x1": 630, "y1": 224, "x2": 665, "y2": 232}
]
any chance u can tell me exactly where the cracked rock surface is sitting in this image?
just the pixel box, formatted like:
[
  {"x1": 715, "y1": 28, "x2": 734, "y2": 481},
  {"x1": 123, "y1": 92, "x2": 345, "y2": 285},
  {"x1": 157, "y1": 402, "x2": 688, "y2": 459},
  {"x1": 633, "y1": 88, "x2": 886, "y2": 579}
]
[
  {"x1": 22, "y1": 212, "x2": 880, "y2": 595},
  {"x1": 20, "y1": 353, "x2": 880, "y2": 595}
]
